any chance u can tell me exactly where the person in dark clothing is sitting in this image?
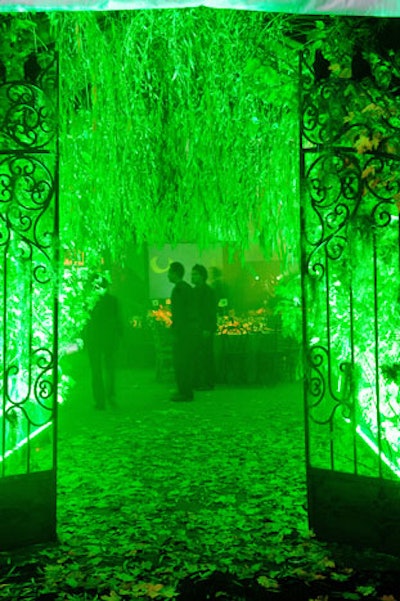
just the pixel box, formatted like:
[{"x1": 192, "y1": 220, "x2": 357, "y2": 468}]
[
  {"x1": 84, "y1": 275, "x2": 123, "y2": 410},
  {"x1": 191, "y1": 264, "x2": 217, "y2": 390},
  {"x1": 168, "y1": 261, "x2": 197, "y2": 402}
]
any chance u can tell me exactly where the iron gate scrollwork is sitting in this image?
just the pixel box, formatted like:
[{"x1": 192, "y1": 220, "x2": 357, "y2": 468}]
[
  {"x1": 0, "y1": 28, "x2": 59, "y2": 549},
  {"x1": 300, "y1": 47, "x2": 400, "y2": 554}
]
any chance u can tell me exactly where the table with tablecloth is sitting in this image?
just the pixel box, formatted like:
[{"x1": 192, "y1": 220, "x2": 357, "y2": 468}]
[{"x1": 214, "y1": 330, "x2": 300, "y2": 385}]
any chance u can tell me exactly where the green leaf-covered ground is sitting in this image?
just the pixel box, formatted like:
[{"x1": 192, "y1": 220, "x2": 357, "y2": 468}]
[{"x1": 1, "y1": 356, "x2": 399, "y2": 600}]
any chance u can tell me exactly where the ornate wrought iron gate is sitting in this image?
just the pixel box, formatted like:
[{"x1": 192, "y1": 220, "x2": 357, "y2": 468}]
[
  {"x1": 300, "y1": 48, "x2": 400, "y2": 554},
  {"x1": 0, "y1": 28, "x2": 59, "y2": 549}
]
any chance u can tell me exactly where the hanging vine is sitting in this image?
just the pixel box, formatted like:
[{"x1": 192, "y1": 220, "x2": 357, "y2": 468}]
[{"x1": 49, "y1": 9, "x2": 300, "y2": 264}]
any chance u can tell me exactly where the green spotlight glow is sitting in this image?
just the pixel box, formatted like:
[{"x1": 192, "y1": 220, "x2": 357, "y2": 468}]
[
  {"x1": 356, "y1": 425, "x2": 400, "y2": 479},
  {"x1": 0, "y1": 421, "x2": 52, "y2": 463}
]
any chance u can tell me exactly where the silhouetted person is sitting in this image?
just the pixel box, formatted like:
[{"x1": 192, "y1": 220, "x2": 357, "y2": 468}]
[
  {"x1": 168, "y1": 262, "x2": 197, "y2": 402},
  {"x1": 84, "y1": 275, "x2": 122, "y2": 410},
  {"x1": 191, "y1": 264, "x2": 217, "y2": 390}
]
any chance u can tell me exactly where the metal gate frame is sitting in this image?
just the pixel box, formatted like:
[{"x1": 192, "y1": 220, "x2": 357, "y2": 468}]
[
  {"x1": 300, "y1": 47, "x2": 400, "y2": 554},
  {"x1": 0, "y1": 23, "x2": 59, "y2": 549}
]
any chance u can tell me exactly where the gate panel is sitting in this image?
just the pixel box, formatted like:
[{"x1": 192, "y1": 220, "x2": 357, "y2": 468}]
[
  {"x1": 0, "y1": 27, "x2": 59, "y2": 548},
  {"x1": 300, "y1": 49, "x2": 400, "y2": 553}
]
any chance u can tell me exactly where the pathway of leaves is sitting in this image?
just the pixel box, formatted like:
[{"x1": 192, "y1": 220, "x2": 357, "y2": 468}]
[{"x1": 1, "y1": 367, "x2": 399, "y2": 600}]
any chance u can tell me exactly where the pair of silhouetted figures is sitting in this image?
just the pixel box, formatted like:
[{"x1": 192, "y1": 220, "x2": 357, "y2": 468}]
[{"x1": 168, "y1": 262, "x2": 218, "y2": 402}]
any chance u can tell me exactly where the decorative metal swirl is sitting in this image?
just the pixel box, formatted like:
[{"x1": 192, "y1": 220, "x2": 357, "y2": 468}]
[
  {"x1": 33, "y1": 263, "x2": 53, "y2": 285},
  {"x1": 303, "y1": 151, "x2": 361, "y2": 279},
  {"x1": 302, "y1": 80, "x2": 351, "y2": 147},
  {"x1": 33, "y1": 348, "x2": 55, "y2": 413},
  {"x1": 0, "y1": 83, "x2": 56, "y2": 150},
  {"x1": 5, "y1": 363, "x2": 31, "y2": 406},
  {"x1": 306, "y1": 257, "x2": 325, "y2": 282},
  {"x1": 307, "y1": 345, "x2": 326, "y2": 409},
  {"x1": 307, "y1": 345, "x2": 354, "y2": 426},
  {"x1": 307, "y1": 153, "x2": 362, "y2": 209},
  {"x1": 0, "y1": 155, "x2": 55, "y2": 250},
  {"x1": 4, "y1": 348, "x2": 55, "y2": 428},
  {"x1": 0, "y1": 155, "x2": 54, "y2": 209},
  {"x1": 371, "y1": 199, "x2": 396, "y2": 228}
]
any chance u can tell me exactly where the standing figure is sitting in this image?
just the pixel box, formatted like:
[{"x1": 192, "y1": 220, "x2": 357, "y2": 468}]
[
  {"x1": 191, "y1": 264, "x2": 217, "y2": 390},
  {"x1": 168, "y1": 262, "x2": 197, "y2": 402},
  {"x1": 84, "y1": 275, "x2": 123, "y2": 410}
]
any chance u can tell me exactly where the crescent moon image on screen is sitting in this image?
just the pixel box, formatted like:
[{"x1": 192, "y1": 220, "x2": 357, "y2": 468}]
[{"x1": 150, "y1": 256, "x2": 172, "y2": 274}]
